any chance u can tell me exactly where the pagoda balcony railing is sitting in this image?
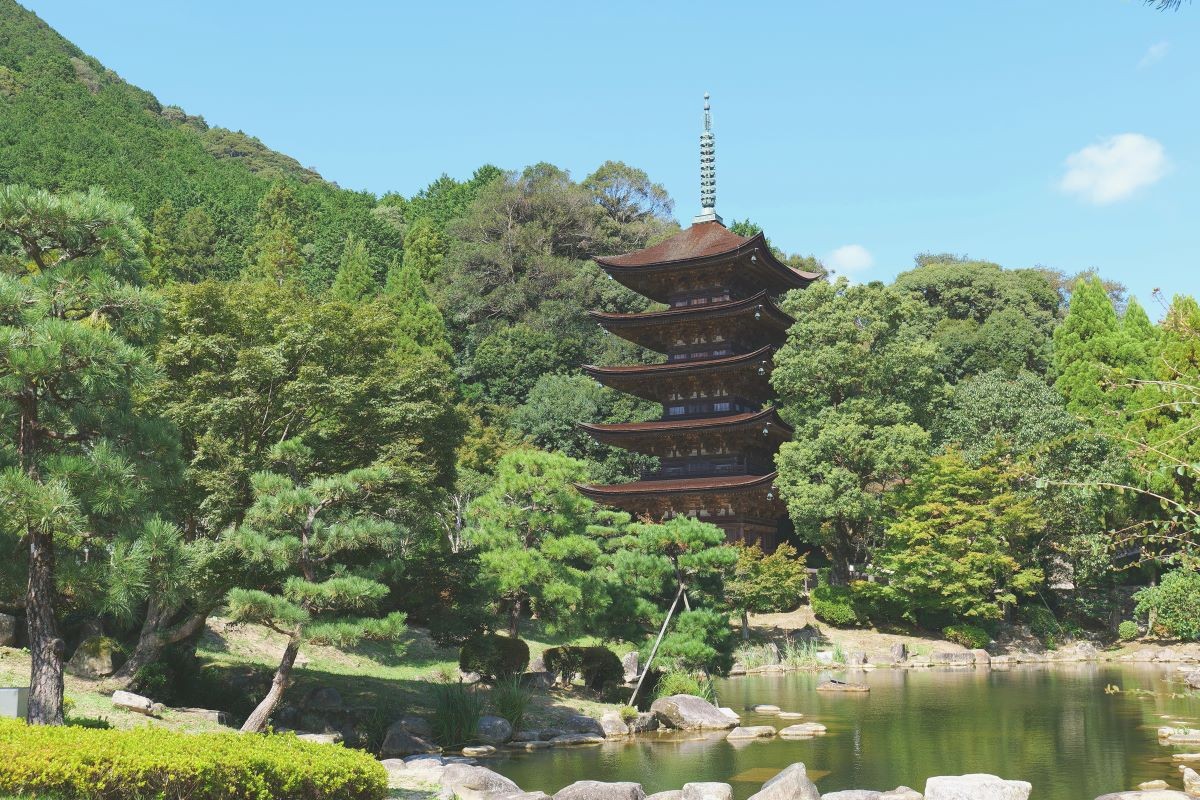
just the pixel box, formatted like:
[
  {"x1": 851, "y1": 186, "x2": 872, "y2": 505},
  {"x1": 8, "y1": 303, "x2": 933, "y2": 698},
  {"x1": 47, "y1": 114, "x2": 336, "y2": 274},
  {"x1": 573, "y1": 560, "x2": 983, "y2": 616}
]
[{"x1": 663, "y1": 398, "x2": 760, "y2": 419}]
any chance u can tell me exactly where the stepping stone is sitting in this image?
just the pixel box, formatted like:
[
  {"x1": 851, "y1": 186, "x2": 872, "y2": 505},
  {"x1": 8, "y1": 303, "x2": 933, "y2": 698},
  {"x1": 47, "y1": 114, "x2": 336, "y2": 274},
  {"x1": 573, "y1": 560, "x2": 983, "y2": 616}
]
[
  {"x1": 726, "y1": 725, "x2": 776, "y2": 740},
  {"x1": 778, "y1": 711, "x2": 805, "y2": 719},
  {"x1": 778, "y1": 723, "x2": 827, "y2": 737},
  {"x1": 752, "y1": 704, "x2": 781, "y2": 713}
]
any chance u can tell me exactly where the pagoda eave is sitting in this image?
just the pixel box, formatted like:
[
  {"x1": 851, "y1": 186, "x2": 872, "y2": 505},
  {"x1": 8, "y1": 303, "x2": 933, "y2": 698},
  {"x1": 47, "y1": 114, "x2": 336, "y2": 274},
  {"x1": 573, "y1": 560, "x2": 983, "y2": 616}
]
[
  {"x1": 578, "y1": 407, "x2": 792, "y2": 454},
  {"x1": 575, "y1": 472, "x2": 785, "y2": 521}
]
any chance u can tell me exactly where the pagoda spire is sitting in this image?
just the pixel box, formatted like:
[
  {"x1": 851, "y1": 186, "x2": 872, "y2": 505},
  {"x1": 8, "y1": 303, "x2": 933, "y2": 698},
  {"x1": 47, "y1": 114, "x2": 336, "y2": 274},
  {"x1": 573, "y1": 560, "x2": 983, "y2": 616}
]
[{"x1": 693, "y1": 92, "x2": 723, "y2": 225}]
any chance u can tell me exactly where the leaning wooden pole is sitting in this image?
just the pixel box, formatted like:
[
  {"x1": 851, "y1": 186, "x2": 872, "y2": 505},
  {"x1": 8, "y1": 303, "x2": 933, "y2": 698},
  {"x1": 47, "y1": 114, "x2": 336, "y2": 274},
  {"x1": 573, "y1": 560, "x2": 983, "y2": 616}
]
[{"x1": 629, "y1": 582, "x2": 685, "y2": 707}]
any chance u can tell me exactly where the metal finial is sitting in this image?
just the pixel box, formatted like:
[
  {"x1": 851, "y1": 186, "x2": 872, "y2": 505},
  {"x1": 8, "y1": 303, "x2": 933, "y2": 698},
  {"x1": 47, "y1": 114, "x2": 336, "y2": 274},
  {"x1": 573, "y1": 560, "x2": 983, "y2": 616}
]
[{"x1": 693, "y1": 92, "x2": 723, "y2": 225}]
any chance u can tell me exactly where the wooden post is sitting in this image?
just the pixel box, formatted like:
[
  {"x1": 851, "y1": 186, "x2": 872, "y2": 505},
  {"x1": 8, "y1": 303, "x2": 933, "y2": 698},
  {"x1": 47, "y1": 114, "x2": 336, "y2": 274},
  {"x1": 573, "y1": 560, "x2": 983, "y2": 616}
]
[{"x1": 629, "y1": 583, "x2": 685, "y2": 707}]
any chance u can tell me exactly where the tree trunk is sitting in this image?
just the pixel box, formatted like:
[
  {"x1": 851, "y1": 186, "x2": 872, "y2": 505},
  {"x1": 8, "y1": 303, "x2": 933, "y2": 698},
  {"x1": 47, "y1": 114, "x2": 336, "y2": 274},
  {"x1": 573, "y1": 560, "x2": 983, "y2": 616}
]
[
  {"x1": 26, "y1": 530, "x2": 64, "y2": 725},
  {"x1": 241, "y1": 633, "x2": 302, "y2": 733},
  {"x1": 741, "y1": 609, "x2": 750, "y2": 641},
  {"x1": 110, "y1": 600, "x2": 209, "y2": 688},
  {"x1": 508, "y1": 601, "x2": 521, "y2": 638}
]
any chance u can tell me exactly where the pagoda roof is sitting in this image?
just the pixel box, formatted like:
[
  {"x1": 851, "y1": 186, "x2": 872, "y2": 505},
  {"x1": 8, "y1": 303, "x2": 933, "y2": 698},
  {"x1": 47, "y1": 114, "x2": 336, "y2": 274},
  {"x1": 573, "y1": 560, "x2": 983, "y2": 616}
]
[
  {"x1": 595, "y1": 222, "x2": 820, "y2": 298},
  {"x1": 583, "y1": 345, "x2": 774, "y2": 404},
  {"x1": 576, "y1": 471, "x2": 778, "y2": 499},
  {"x1": 583, "y1": 344, "x2": 772, "y2": 378},
  {"x1": 579, "y1": 407, "x2": 791, "y2": 438},
  {"x1": 589, "y1": 290, "x2": 793, "y2": 331}
]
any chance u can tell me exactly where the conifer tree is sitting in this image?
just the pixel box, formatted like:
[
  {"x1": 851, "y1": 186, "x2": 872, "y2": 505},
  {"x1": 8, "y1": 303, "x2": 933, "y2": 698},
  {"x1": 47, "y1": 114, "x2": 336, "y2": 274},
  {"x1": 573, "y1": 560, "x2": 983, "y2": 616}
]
[
  {"x1": 384, "y1": 257, "x2": 452, "y2": 358},
  {"x1": 399, "y1": 216, "x2": 447, "y2": 283},
  {"x1": 1052, "y1": 276, "x2": 1121, "y2": 419},
  {"x1": 0, "y1": 185, "x2": 163, "y2": 724},
  {"x1": 330, "y1": 233, "x2": 376, "y2": 302},
  {"x1": 243, "y1": 182, "x2": 307, "y2": 285},
  {"x1": 226, "y1": 438, "x2": 406, "y2": 732}
]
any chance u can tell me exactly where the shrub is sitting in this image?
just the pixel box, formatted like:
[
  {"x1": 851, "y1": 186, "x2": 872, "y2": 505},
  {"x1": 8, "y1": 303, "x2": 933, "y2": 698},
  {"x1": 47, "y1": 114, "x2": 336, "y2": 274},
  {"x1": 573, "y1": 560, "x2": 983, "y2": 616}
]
[
  {"x1": 543, "y1": 646, "x2": 623, "y2": 691},
  {"x1": 1023, "y1": 606, "x2": 1058, "y2": 639},
  {"x1": 1118, "y1": 620, "x2": 1140, "y2": 641},
  {"x1": 489, "y1": 676, "x2": 531, "y2": 733},
  {"x1": 1135, "y1": 569, "x2": 1200, "y2": 641},
  {"x1": 431, "y1": 681, "x2": 484, "y2": 747},
  {"x1": 810, "y1": 585, "x2": 864, "y2": 626},
  {"x1": 618, "y1": 705, "x2": 638, "y2": 723},
  {"x1": 653, "y1": 671, "x2": 714, "y2": 702},
  {"x1": 459, "y1": 634, "x2": 529, "y2": 680},
  {"x1": 0, "y1": 719, "x2": 386, "y2": 800},
  {"x1": 944, "y1": 624, "x2": 990, "y2": 650}
]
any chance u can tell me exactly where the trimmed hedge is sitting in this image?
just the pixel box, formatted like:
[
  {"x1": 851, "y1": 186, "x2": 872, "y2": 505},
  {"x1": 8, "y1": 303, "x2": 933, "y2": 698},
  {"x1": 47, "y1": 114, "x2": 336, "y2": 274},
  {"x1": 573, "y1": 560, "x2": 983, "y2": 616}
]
[
  {"x1": 810, "y1": 585, "x2": 864, "y2": 626},
  {"x1": 943, "y1": 623, "x2": 990, "y2": 650},
  {"x1": 1117, "y1": 620, "x2": 1139, "y2": 641},
  {"x1": 459, "y1": 633, "x2": 529, "y2": 679},
  {"x1": 543, "y1": 645, "x2": 623, "y2": 690},
  {"x1": 0, "y1": 719, "x2": 387, "y2": 800}
]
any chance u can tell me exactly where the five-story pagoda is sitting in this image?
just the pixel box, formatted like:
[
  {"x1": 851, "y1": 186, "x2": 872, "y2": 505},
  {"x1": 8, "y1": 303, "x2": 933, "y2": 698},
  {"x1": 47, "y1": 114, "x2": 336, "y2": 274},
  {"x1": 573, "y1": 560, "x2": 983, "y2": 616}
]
[{"x1": 577, "y1": 95, "x2": 818, "y2": 550}]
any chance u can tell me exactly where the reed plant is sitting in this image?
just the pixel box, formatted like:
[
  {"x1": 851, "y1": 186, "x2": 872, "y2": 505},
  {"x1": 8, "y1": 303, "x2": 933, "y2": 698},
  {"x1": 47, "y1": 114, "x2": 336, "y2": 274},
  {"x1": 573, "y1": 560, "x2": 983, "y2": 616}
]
[
  {"x1": 489, "y1": 676, "x2": 531, "y2": 733},
  {"x1": 431, "y1": 681, "x2": 484, "y2": 747}
]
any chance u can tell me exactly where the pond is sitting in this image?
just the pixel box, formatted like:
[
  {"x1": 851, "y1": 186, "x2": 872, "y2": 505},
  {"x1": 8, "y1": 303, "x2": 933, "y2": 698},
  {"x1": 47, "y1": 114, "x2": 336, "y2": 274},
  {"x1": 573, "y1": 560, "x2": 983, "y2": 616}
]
[{"x1": 490, "y1": 664, "x2": 1200, "y2": 800}]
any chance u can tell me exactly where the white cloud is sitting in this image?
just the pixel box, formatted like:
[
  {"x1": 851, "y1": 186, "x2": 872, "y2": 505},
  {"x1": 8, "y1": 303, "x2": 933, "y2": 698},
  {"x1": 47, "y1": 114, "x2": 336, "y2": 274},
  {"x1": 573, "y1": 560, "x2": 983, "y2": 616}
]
[
  {"x1": 1059, "y1": 133, "x2": 1168, "y2": 205},
  {"x1": 826, "y1": 244, "x2": 875, "y2": 278},
  {"x1": 1138, "y1": 41, "x2": 1169, "y2": 69}
]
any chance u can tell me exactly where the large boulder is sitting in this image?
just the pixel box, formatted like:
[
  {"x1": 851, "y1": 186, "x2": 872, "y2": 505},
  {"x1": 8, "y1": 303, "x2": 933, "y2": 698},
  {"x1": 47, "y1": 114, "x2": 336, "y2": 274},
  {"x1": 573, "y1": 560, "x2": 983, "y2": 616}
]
[
  {"x1": 302, "y1": 686, "x2": 344, "y2": 712},
  {"x1": 879, "y1": 789, "x2": 922, "y2": 800},
  {"x1": 651, "y1": 695, "x2": 737, "y2": 730},
  {"x1": 440, "y1": 764, "x2": 522, "y2": 800},
  {"x1": 67, "y1": 636, "x2": 123, "y2": 678},
  {"x1": 380, "y1": 720, "x2": 440, "y2": 758},
  {"x1": 924, "y1": 774, "x2": 1031, "y2": 800},
  {"x1": 683, "y1": 784, "x2": 732, "y2": 800},
  {"x1": 1184, "y1": 669, "x2": 1200, "y2": 690},
  {"x1": 0, "y1": 614, "x2": 16, "y2": 647},
  {"x1": 822, "y1": 793, "x2": 880, "y2": 800},
  {"x1": 727, "y1": 726, "x2": 776, "y2": 740},
  {"x1": 647, "y1": 793, "x2": 683, "y2": 800},
  {"x1": 747, "y1": 763, "x2": 821, "y2": 800},
  {"x1": 779, "y1": 723, "x2": 827, "y2": 737},
  {"x1": 111, "y1": 690, "x2": 154, "y2": 715},
  {"x1": 1093, "y1": 793, "x2": 1192, "y2": 800},
  {"x1": 600, "y1": 711, "x2": 630, "y2": 737},
  {"x1": 553, "y1": 781, "x2": 646, "y2": 800},
  {"x1": 628, "y1": 712, "x2": 660, "y2": 733},
  {"x1": 623, "y1": 651, "x2": 640, "y2": 682},
  {"x1": 1180, "y1": 765, "x2": 1199, "y2": 795},
  {"x1": 476, "y1": 715, "x2": 514, "y2": 744},
  {"x1": 563, "y1": 713, "x2": 606, "y2": 735},
  {"x1": 931, "y1": 652, "x2": 975, "y2": 666}
]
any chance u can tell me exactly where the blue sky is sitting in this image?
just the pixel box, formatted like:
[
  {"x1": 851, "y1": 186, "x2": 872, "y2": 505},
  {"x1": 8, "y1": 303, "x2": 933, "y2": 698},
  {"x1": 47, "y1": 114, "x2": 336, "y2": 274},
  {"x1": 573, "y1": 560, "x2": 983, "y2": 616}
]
[{"x1": 25, "y1": 1, "x2": 1199, "y2": 310}]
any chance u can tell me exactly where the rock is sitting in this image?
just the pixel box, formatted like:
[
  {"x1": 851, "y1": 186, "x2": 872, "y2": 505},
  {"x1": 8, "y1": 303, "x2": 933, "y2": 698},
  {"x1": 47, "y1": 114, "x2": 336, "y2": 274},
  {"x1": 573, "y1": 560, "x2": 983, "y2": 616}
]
[
  {"x1": 931, "y1": 652, "x2": 975, "y2": 666},
  {"x1": 727, "y1": 725, "x2": 776, "y2": 739},
  {"x1": 440, "y1": 765, "x2": 522, "y2": 800},
  {"x1": 754, "y1": 704, "x2": 781, "y2": 713},
  {"x1": 779, "y1": 711, "x2": 805, "y2": 719},
  {"x1": 476, "y1": 715, "x2": 514, "y2": 744},
  {"x1": 1175, "y1": 754, "x2": 1200, "y2": 762},
  {"x1": 683, "y1": 783, "x2": 732, "y2": 800},
  {"x1": 563, "y1": 714, "x2": 606, "y2": 735},
  {"x1": 747, "y1": 763, "x2": 821, "y2": 800},
  {"x1": 462, "y1": 745, "x2": 496, "y2": 757},
  {"x1": 816, "y1": 651, "x2": 835, "y2": 664},
  {"x1": 924, "y1": 774, "x2": 1031, "y2": 800},
  {"x1": 1180, "y1": 766, "x2": 1199, "y2": 795},
  {"x1": 529, "y1": 655, "x2": 546, "y2": 672},
  {"x1": 522, "y1": 672, "x2": 553, "y2": 690},
  {"x1": 0, "y1": 614, "x2": 15, "y2": 647},
  {"x1": 846, "y1": 650, "x2": 867, "y2": 667},
  {"x1": 549, "y1": 733, "x2": 605, "y2": 746},
  {"x1": 509, "y1": 793, "x2": 552, "y2": 800},
  {"x1": 651, "y1": 695, "x2": 738, "y2": 730},
  {"x1": 175, "y1": 707, "x2": 230, "y2": 725},
  {"x1": 512, "y1": 729, "x2": 540, "y2": 742},
  {"x1": 1160, "y1": 728, "x2": 1200, "y2": 744},
  {"x1": 150, "y1": 702, "x2": 167, "y2": 716},
  {"x1": 380, "y1": 721, "x2": 441, "y2": 758},
  {"x1": 507, "y1": 741, "x2": 551, "y2": 751},
  {"x1": 970, "y1": 649, "x2": 991, "y2": 666},
  {"x1": 1139, "y1": 782, "x2": 1170, "y2": 791},
  {"x1": 890, "y1": 643, "x2": 908, "y2": 663},
  {"x1": 302, "y1": 686, "x2": 344, "y2": 712},
  {"x1": 540, "y1": 728, "x2": 566, "y2": 740},
  {"x1": 817, "y1": 680, "x2": 869, "y2": 693},
  {"x1": 297, "y1": 732, "x2": 341, "y2": 744},
  {"x1": 779, "y1": 723, "x2": 827, "y2": 737},
  {"x1": 823, "y1": 792, "x2": 880, "y2": 800},
  {"x1": 397, "y1": 714, "x2": 434, "y2": 739},
  {"x1": 646, "y1": 793, "x2": 683, "y2": 800},
  {"x1": 623, "y1": 651, "x2": 640, "y2": 681},
  {"x1": 879, "y1": 788, "x2": 922, "y2": 800},
  {"x1": 460, "y1": 670, "x2": 482, "y2": 684},
  {"x1": 553, "y1": 781, "x2": 646, "y2": 800},
  {"x1": 67, "y1": 636, "x2": 123, "y2": 678},
  {"x1": 112, "y1": 690, "x2": 154, "y2": 715},
  {"x1": 1094, "y1": 792, "x2": 1192, "y2": 800},
  {"x1": 718, "y1": 707, "x2": 741, "y2": 723},
  {"x1": 1185, "y1": 670, "x2": 1200, "y2": 690},
  {"x1": 600, "y1": 711, "x2": 630, "y2": 737},
  {"x1": 628, "y1": 712, "x2": 659, "y2": 733}
]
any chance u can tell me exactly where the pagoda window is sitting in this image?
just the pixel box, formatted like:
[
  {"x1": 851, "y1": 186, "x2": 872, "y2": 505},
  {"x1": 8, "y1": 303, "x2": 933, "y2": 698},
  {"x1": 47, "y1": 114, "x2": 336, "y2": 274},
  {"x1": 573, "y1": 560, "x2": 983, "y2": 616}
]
[
  {"x1": 667, "y1": 405, "x2": 686, "y2": 416},
  {"x1": 713, "y1": 401, "x2": 731, "y2": 412}
]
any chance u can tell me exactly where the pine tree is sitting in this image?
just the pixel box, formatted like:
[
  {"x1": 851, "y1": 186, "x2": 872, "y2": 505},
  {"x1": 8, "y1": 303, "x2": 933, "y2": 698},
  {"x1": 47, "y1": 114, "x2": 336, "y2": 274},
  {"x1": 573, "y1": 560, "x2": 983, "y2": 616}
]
[
  {"x1": 384, "y1": 257, "x2": 452, "y2": 358},
  {"x1": 0, "y1": 185, "x2": 163, "y2": 724},
  {"x1": 1052, "y1": 276, "x2": 1121, "y2": 419},
  {"x1": 226, "y1": 438, "x2": 406, "y2": 732},
  {"x1": 330, "y1": 233, "x2": 376, "y2": 302}
]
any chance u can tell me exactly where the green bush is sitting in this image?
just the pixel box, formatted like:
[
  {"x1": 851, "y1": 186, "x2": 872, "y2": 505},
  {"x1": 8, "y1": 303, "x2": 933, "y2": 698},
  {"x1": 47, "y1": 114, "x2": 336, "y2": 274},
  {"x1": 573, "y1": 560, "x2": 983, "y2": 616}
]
[
  {"x1": 1117, "y1": 620, "x2": 1139, "y2": 641},
  {"x1": 943, "y1": 624, "x2": 990, "y2": 649},
  {"x1": 810, "y1": 585, "x2": 864, "y2": 626},
  {"x1": 653, "y1": 671, "x2": 714, "y2": 702},
  {"x1": 489, "y1": 677, "x2": 531, "y2": 733},
  {"x1": 543, "y1": 646, "x2": 623, "y2": 690},
  {"x1": 0, "y1": 719, "x2": 386, "y2": 800},
  {"x1": 459, "y1": 634, "x2": 529, "y2": 680},
  {"x1": 1023, "y1": 606, "x2": 1059, "y2": 639},
  {"x1": 431, "y1": 681, "x2": 484, "y2": 747},
  {"x1": 618, "y1": 705, "x2": 638, "y2": 723},
  {"x1": 1135, "y1": 569, "x2": 1200, "y2": 641}
]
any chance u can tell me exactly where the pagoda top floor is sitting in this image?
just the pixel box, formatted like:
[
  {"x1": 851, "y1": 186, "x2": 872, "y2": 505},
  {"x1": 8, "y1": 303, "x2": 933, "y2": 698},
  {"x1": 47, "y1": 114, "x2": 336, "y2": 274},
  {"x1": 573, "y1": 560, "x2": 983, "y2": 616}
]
[{"x1": 596, "y1": 221, "x2": 819, "y2": 304}]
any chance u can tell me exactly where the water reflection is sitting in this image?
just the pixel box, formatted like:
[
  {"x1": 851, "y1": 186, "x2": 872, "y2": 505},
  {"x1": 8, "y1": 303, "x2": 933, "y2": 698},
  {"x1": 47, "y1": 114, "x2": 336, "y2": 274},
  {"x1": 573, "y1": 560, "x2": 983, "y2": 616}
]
[{"x1": 490, "y1": 664, "x2": 1200, "y2": 800}]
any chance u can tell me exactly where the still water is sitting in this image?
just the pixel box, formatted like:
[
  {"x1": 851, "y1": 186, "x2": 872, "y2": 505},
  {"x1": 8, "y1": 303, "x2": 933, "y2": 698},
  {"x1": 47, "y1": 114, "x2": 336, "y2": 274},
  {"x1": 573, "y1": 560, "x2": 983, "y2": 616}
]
[{"x1": 491, "y1": 665, "x2": 1200, "y2": 800}]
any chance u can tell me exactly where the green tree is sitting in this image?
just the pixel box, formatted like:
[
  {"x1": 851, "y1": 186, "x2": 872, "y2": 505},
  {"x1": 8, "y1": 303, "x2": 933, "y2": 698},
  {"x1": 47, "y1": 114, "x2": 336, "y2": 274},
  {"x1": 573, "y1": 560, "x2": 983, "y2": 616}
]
[
  {"x1": 773, "y1": 279, "x2": 945, "y2": 581},
  {"x1": 466, "y1": 323, "x2": 583, "y2": 407},
  {"x1": 1053, "y1": 276, "x2": 1121, "y2": 419},
  {"x1": 226, "y1": 438, "x2": 406, "y2": 731},
  {"x1": 243, "y1": 182, "x2": 308, "y2": 286},
  {"x1": 725, "y1": 542, "x2": 807, "y2": 639},
  {"x1": 383, "y1": 257, "x2": 452, "y2": 360},
  {"x1": 465, "y1": 450, "x2": 603, "y2": 636},
  {"x1": 329, "y1": 233, "x2": 376, "y2": 302},
  {"x1": 0, "y1": 185, "x2": 164, "y2": 724},
  {"x1": 397, "y1": 217, "x2": 447, "y2": 284},
  {"x1": 874, "y1": 451, "x2": 1045, "y2": 623},
  {"x1": 146, "y1": 200, "x2": 218, "y2": 285}
]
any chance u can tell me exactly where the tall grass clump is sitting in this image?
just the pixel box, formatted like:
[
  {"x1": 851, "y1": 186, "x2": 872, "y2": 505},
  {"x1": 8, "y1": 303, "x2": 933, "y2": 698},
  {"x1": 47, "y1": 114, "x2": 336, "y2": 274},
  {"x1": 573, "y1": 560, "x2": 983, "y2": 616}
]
[
  {"x1": 654, "y1": 671, "x2": 716, "y2": 703},
  {"x1": 781, "y1": 639, "x2": 822, "y2": 668},
  {"x1": 733, "y1": 642, "x2": 778, "y2": 668},
  {"x1": 489, "y1": 677, "x2": 531, "y2": 733},
  {"x1": 431, "y1": 681, "x2": 484, "y2": 747}
]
